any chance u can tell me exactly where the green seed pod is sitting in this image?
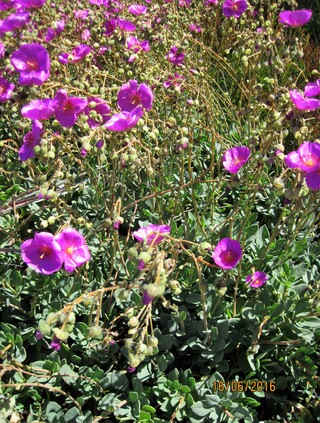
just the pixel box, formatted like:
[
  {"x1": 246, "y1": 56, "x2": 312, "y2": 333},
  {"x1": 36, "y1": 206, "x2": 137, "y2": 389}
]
[
  {"x1": 146, "y1": 283, "x2": 165, "y2": 298},
  {"x1": 38, "y1": 319, "x2": 51, "y2": 337},
  {"x1": 64, "y1": 323, "x2": 75, "y2": 333},
  {"x1": 118, "y1": 289, "x2": 130, "y2": 300},
  {"x1": 216, "y1": 287, "x2": 227, "y2": 297},
  {"x1": 148, "y1": 336, "x2": 158, "y2": 348},
  {"x1": 137, "y1": 252, "x2": 152, "y2": 265},
  {"x1": 89, "y1": 325, "x2": 103, "y2": 339},
  {"x1": 137, "y1": 343, "x2": 147, "y2": 354},
  {"x1": 125, "y1": 339, "x2": 134, "y2": 350},
  {"x1": 198, "y1": 242, "x2": 211, "y2": 255},
  {"x1": 46, "y1": 312, "x2": 60, "y2": 325},
  {"x1": 128, "y1": 316, "x2": 139, "y2": 327},
  {"x1": 82, "y1": 295, "x2": 94, "y2": 306},
  {"x1": 273, "y1": 177, "x2": 285, "y2": 190},
  {"x1": 59, "y1": 311, "x2": 76, "y2": 325},
  {"x1": 53, "y1": 327, "x2": 69, "y2": 341},
  {"x1": 128, "y1": 354, "x2": 141, "y2": 368},
  {"x1": 127, "y1": 247, "x2": 138, "y2": 261},
  {"x1": 145, "y1": 345, "x2": 154, "y2": 356},
  {"x1": 47, "y1": 216, "x2": 56, "y2": 225}
]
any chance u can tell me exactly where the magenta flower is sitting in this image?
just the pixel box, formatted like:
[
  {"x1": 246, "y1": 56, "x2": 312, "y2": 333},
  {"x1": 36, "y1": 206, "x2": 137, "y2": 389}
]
[
  {"x1": 19, "y1": 120, "x2": 43, "y2": 161},
  {"x1": 179, "y1": 0, "x2": 192, "y2": 6},
  {"x1": 104, "y1": 18, "x2": 117, "y2": 36},
  {"x1": 305, "y1": 169, "x2": 320, "y2": 191},
  {"x1": 54, "y1": 89, "x2": 88, "y2": 128},
  {"x1": 21, "y1": 98, "x2": 57, "y2": 120},
  {"x1": 167, "y1": 46, "x2": 185, "y2": 66},
  {"x1": 133, "y1": 224, "x2": 171, "y2": 245},
  {"x1": 222, "y1": 146, "x2": 250, "y2": 173},
  {"x1": 212, "y1": 238, "x2": 242, "y2": 270},
  {"x1": 45, "y1": 19, "x2": 65, "y2": 42},
  {"x1": 142, "y1": 290, "x2": 153, "y2": 305},
  {"x1": 285, "y1": 142, "x2": 320, "y2": 173},
  {"x1": 189, "y1": 23, "x2": 201, "y2": 33},
  {"x1": 117, "y1": 18, "x2": 136, "y2": 32},
  {"x1": 279, "y1": 9, "x2": 312, "y2": 27},
  {"x1": 126, "y1": 36, "x2": 150, "y2": 53},
  {"x1": 105, "y1": 106, "x2": 143, "y2": 131},
  {"x1": 0, "y1": 42, "x2": 5, "y2": 58},
  {"x1": 163, "y1": 73, "x2": 185, "y2": 89},
  {"x1": 83, "y1": 97, "x2": 111, "y2": 128},
  {"x1": 0, "y1": 0, "x2": 16, "y2": 10},
  {"x1": 11, "y1": 43, "x2": 50, "y2": 86},
  {"x1": 118, "y1": 80, "x2": 153, "y2": 112},
  {"x1": 290, "y1": 90, "x2": 320, "y2": 111},
  {"x1": 82, "y1": 29, "x2": 91, "y2": 40},
  {"x1": 96, "y1": 139, "x2": 104, "y2": 149},
  {"x1": 21, "y1": 232, "x2": 63, "y2": 275},
  {"x1": 222, "y1": 0, "x2": 248, "y2": 18},
  {"x1": 128, "y1": 4, "x2": 147, "y2": 15},
  {"x1": 0, "y1": 77, "x2": 14, "y2": 103},
  {"x1": 15, "y1": 0, "x2": 47, "y2": 8},
  {"x1": 246, "y1": 271, "x2": 268, "y2": 288},
  {"x1": 304, "y1": 79, "x2": 320, "y2": 98},
  {"x1": 204, "y1": 0, "x2": 218, "y2": 5},
  {"x1": 58, "y1": 44, "x2": 91, "y2": 65},
  {"x1": 50, "y1": 336, "x2": 61, "y2": 351},
  {"x1": 55, "y1": 228, "x2": 91, "y2": 273},
  {"x1": 0, "y1": 10, "x2": 30, "y2": 33},
  {"x1": 74, "y1": 9, "x2": 89, "y2": 19}
]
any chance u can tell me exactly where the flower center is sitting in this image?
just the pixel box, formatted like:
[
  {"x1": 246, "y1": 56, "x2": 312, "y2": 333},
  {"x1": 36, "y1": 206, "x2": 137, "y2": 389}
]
[
  {"x1": 39, "y1": 245, "x2": 51, "y2": 259},
  {"x1": 303, "y1": 154, "x2": 318, "y2": 167},
  {"x1": 0, "y1": 84, "x2": 4, "y2": 95},
  {"x1": 63, "y1": 100, "x2": 74, "y2": 112},
  {"x1": 130, "y1": 93, "x2": 141, "y2": 106},
  {"x1": 27, "y1": 59, "x2": 39, "y2": 71},
  {"x1": 24, "y1": 133, "x2": 34, "y2": 148},
  {"x1": 231, "y1": 2, "x2": 239, "y2": 11},
  {"x1": 66, "y1": 246, "x2": 75, "y2": 256},
  {"x1": 221, "y1": 250, "x2": 236, "y2": 264}
]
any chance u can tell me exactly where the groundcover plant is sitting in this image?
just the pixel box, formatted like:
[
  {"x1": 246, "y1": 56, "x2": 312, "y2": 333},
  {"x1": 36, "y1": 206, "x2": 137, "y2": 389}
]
[{"x1": 0, "y1": 0, "x2": 319, "y2": 422}]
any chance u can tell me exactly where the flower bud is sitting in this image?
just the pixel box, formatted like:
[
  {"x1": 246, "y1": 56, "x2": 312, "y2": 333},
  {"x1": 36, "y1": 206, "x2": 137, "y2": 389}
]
[
  {"x1": 273, "y1": 177, "x2": 285, "y2": 190},
  {"x1": 198, "y1": 242, "x2": 211, "y2": 255},
  {"x1": 53, "y1": 327, "x2": 69, "y2": 341},
  {"x1": 128, "y1": 316, "x2": 139, "y2": 327},
  {"x1": 146, "y1": 283, "x2": 165, "y2": 298},
  {"x1": 59, "y1": 312, "x2": 76, "y2": 325},
  {"x1": 46, "y1": 312, "x2": 60, "y2": 325},
  {"x1": 38, "y1": 319, "x2": 51, "y2": 337},
  {"x1": 83, "y1": 295, "x2": 94, "y2": 306},
  {"x1": 137, "y1": 252, "x2": 152, "y2": 264},
  {"x1": 149, "y1": 336, "x2": 158, "y2": 347},
  {"x1": 128, "y1": 354, "x2": 141, "y2": 368},
  {"x1": 89, "y1": 325, "x2": 102, "y2": 338}
]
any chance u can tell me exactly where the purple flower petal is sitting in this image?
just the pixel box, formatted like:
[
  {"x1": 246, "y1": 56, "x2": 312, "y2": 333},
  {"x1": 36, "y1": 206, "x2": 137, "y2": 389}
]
[
  {"x1": 305, "y1": 169, "x2": 320, "y2": 191},
  {"x1": 21, "y1": 232, "x2": 63, "y2": 275},
  {"x1": 290, "y1": 90, "x2": 320, "y2": 111},
  {"x1": 11, "y1": 43, "x2": 50, "y2": 86},
  {"x1": 246, "y1": 271, "x2": 268, "y2": 288},
  {"x1": 212, "y1": 238, "x2": 242, "y2": 270},
  {"x1": 117, "y1": 80, "x2": 153, "y2": 112},
  {"x1": 279, "y1": 9, "x2": 312, "y2": 27},
  {"x1": 222, "y1": 0, "x2": 248, "y2": 18},
  {"x1": 105, "y1": 106, "x2": 143, "y2": 131},
  {"x1": 222, "y1": 146, "x2": 250, "y2": 173},
  {"x1": 133, "y1": 224, "x2": 171, "y2": 245},
  {"x1": 55, "y1": 228, "x2": 90, "y2": 273}
]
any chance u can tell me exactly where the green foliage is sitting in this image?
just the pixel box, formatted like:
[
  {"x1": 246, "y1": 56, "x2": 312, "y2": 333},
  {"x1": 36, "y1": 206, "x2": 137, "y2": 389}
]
[{"x1": 1, "y1": 0, "x2": 320, "y2": 422}]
